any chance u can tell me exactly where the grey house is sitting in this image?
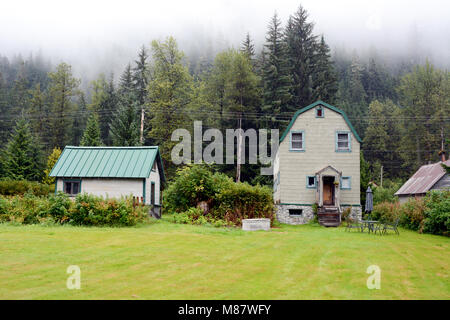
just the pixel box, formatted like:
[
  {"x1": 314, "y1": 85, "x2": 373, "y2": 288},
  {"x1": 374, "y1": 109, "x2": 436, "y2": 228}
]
[{"x1": 395, "y1": 156, "x2": 450, "y2": 203}]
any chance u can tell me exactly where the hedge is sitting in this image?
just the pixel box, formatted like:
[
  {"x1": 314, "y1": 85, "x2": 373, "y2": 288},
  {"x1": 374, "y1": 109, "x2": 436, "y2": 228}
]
[
  {"x1": 0, "y1": 192, "x2": 149, "y2": 226},
  {"x1": 0, "y1": 180, "x2": 52, "y2": 196}
]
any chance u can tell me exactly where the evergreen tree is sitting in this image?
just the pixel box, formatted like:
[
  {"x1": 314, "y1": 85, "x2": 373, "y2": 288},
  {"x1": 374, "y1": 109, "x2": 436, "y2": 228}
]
[
  {"x1": 132, "y1": 46, "x2": 149, "y2": 107},
  {"x1": 147, "y1": 37, "x2": 194, "y2": 174},
  {"x1": 4, "y1": 117, "x2": 44, "y2": 181},
  {"x1": 28, "y1": 83, "x2": 48, "y2": 144},
  {"x1": 46, "y1": 62, "x2": 80, "y2": 149},
  {"x1": 109, "y1": 94, "x2": 140, "y2": 146},
  {"x1": 284, "y1": 5, "x2": 317, "y2": 108},
  {"x1": 397, "y1": 61, "x2": 450, "y2": 170},
  {"x1": 80, "y1": 113, "x2": 102, "y2": 146},
  {"x1": 312, "y1": 35, "x2": 338, "y2": 103},
  {"x1": 71, "y1": 92, "x2": 88, "y2": 146},
  {"x1": 262, "y1": 12, "x2": 293, "y2": 124},
  {"x1": 119, "y1": 64, "x2": 134, "y2": 95},
  {"x1": 241, "y1": 32, "x2": 255, "y2": 61}
]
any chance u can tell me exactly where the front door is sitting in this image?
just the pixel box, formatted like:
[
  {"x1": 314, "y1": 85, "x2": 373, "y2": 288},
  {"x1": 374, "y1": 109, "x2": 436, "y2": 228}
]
[{"x1": 323, "y1": 176, "x2": 335, "y2": 206}]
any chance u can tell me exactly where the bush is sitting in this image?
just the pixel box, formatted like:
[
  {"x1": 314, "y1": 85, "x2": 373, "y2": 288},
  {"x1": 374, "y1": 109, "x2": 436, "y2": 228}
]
[
  {"x1": 422, "y1": 190, "x2": 450, "y2": 236},
  {"x1": 164, "y1": 164, "x2": 274, "y2": 227},
  {"x1": 0, "y1": 180, "x2": 52, "y2": 196},
  {"x1": 213, "y1": 182, "x2": 274, "y2": 225},
  {"x1": 371, "y1": 202, "x2": 399, "y2": 223},
  {"x1": 399, "y1": 198, "x2": 426, "y2": 231},
  {"x1": 0, "y1": 192, "x2": 148, "y2": 227},
  {"x1": 372, "y1": 180, "x2": 403, "y2": 205}
]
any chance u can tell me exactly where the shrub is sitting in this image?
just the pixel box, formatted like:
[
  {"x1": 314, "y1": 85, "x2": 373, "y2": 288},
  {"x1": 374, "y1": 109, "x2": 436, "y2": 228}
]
[
  {"x1": 372, "y1": 180, "x2": 403, "y2": 205},
  {"x1": 371, "y1": 202, "x2": 399, "y2": 223},
  {"x1": 213, "y1": 182, "x2": 274, "y2": 226},
  {"x1": 0, "y1": 180, "x2": 51, "y2": 196},
  {"x1": 422, "y1": 190, "x2": 450, "y2": 236},
  {"x1": 399, "y1": 198, "x2": 426, "y2": 231},
  {"x1": 163, "y1": 165, "x2": 226, "y2": 213},
  {"x1": 0, "y1": 193, "x2": 148, "y2": 227}
]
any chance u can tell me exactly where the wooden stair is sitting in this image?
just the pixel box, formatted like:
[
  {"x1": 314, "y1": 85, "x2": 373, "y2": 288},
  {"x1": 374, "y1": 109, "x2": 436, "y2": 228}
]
[{"x1": 317, "y1": 206, "x2": 341, "y2": 227}]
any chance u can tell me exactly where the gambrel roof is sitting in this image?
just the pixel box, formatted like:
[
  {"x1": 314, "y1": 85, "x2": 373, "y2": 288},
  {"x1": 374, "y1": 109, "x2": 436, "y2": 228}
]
[
  {"x1": 50, "y1": 146, "x2": 166, "y2": 182},
  {"x1": 279, "y1": 101, "x2": 362, "y2": 143}
]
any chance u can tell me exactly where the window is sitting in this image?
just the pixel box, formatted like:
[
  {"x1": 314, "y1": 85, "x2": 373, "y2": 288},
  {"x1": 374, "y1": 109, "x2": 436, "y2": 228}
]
[
  {"x1": 336, "y1": 131, "x2": 351, "y2": 152},
  {"x1": 290, "y1": 131, "x2": 304, "y2": 151},
  {"x1": 152, "y1": 162, "x2": 156, "y2": 172},
  {"x1": 306, "y1": 175, "x2": 316, "y2": 188},
  {"x1": 316, "y1": 107, "x2": 324, "y2": 118},
  {"x1": 289, "y1": 209, "x2": 303, "y2": 216},
  {"x1": 64, "y1": 180, "x2": 80, "y2": 195},
  {"x1": 340, "y1": 176, "x2": 351, "y2": 190},
  {"x1": 151, "y1": 182, "x2": 155, "y2": 205}
]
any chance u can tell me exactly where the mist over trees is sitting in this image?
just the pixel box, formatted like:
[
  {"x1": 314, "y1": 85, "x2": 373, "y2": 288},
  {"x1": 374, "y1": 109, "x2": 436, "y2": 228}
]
[{"x1": 0, "y1": 4, "x2": 449, "y2": 190}]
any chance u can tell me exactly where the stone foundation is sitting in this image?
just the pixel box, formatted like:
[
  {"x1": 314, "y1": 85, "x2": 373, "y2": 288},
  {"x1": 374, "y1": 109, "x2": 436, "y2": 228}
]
[
  {"x1": 275, "y1": 204, "x2": 314, "y2": 225},
  {"x1": 341, "y1": 205, "x2": 362, "y2": 221},
  {"x1": 275, "y1": 204, "x2": 362, "y2": 225}
]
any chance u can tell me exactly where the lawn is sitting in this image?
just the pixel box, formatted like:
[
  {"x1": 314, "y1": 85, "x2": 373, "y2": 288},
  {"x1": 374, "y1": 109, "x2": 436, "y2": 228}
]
[{"x1": 0, "y1": 218, "x2": 449, "y2": 299}]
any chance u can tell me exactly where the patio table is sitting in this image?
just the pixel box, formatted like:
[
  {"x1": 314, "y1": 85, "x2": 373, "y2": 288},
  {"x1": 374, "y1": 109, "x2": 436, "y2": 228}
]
[{"x1": 361, "y1": 220, "x2": 380, "y2": 234}]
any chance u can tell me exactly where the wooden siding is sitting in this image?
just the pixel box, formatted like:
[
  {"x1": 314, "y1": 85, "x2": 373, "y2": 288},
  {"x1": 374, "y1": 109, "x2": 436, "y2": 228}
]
[
  {"x1": 278, "y1": 107, "x2": 360, "y2": 205},
  {"x1": 430, "y1": 173, "x2": 450, "y2": 191}
]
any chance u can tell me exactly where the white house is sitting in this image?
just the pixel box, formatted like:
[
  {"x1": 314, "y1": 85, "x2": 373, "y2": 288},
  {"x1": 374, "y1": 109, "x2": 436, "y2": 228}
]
[
  {"x1": 273, "y1": 101, "x2": 362, "y2": 226},
  {"x1": 50, "y1": 146, "x2": 165, "y2": 215}
]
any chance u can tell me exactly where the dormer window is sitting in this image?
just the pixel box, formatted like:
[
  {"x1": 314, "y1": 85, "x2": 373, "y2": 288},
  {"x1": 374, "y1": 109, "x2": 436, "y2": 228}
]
[
  {"x1": 315, "y1": 107, "x2": 324, "y2": 118},
  {"x1": 336, "y1": 131, "x2": 351, "y2": 152}
]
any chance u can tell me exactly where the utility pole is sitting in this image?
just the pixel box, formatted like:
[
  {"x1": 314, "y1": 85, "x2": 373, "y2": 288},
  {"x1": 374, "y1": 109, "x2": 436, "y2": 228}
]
[
  {"x1": 140, "y1": 107, "x2": 145, "y2": 144},
  {"x1": 380, "y1": 165, "x2": 383, "y2": 188}
]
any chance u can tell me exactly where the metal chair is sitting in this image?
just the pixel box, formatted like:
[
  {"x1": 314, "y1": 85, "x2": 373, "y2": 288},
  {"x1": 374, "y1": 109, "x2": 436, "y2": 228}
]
[
  {"x1": 345, "y1": 218, "x2": 362, "y2": 232},
  {"x1": 376, "y1": 218, "x2": 400, "y2": 235}
]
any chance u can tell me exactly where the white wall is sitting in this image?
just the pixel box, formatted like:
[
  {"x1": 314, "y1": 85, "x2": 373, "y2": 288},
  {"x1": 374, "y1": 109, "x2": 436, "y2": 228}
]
[{"x1": 56, "y1": 177, "x2": 144, "y2": 201}]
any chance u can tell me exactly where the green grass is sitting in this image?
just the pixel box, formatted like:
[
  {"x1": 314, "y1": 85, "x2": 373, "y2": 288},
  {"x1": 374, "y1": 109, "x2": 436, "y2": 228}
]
[{"x1": 0, "y1": 218, "x2": 449, "y2": 299}]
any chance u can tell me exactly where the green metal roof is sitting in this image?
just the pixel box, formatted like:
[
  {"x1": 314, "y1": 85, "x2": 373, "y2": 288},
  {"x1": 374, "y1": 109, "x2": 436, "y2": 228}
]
[
  {"x1": 49, "y1": 146, "x2": 165, "y2": 181},
  {"x1": 279, "y1": 100, "x2": 362, "y2": 143}
]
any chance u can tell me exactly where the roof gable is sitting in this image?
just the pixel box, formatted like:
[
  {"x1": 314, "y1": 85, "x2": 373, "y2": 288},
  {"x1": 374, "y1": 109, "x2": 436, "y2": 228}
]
[
  {"x1": 50, "y1": 146, "x2": 166, "y2": 181},
  {"x1": 279, "y1": 101, "x2": 362, "y2": 143}
]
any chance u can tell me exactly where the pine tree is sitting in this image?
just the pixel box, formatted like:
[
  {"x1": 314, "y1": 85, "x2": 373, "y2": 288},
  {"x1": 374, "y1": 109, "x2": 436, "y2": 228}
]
[
  {"x1": 71, "y1": 92, "x2": 88, "y2": 146},
  {"x1": 80, "y1": 113, "x2": 102, "y2": 146},
  {"x1": 241, "y1": 32, "x2": 255, "y2": 61},
  {"x1": 47, "y1": 62, "x2": 80, "y2": 149},
  {"x1": 109, "y1": 94, "x2": 140, "y2": 146},
  {"x1": 147, "y1": 37, "x2": 194, "y2": 174},
  {"x1": 262, "y1": 12, "x2": 293, "y2": 123},
  {"x1": 284, "y1": 5, "x2": 318, "y2": 108},
  {"x1": 42, "y1": 147, "x2": 62, "y2": 185},
  {"x1": 132, "y1": 46, "x2": 149, "y2": 107},
  {"x1": 312, "y1": 35, "x2": 338, "y2": 103},
  {"x1": 4, "y1": 117, "x2": 44, "y2": 181},
  {"x1": 119, "y1": 64, "x2": 134, "y2": 95},
  {"x1": 28, "y1": 83, "x2": 48, "y2": 143}
]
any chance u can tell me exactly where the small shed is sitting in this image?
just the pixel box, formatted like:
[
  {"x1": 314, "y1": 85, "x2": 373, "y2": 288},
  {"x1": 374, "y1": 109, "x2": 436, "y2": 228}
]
[
  {"x1": 395, "y1": 159, "x2": 450, "y2": 203},
  {"x1": 50, "y1": 146, "x2": 165, "y2": 211}
]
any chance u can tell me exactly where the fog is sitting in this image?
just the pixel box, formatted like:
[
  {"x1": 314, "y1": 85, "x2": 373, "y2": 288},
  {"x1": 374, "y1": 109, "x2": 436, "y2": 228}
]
[{"x1": 1, "y1": 0, "x2": 449, "y2": 84}]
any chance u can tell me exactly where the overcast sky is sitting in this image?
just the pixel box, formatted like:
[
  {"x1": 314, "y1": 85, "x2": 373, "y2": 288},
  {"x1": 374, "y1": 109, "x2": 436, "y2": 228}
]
[{"x1": 1, "y1": 0, "x2": 449, "y2": 81}]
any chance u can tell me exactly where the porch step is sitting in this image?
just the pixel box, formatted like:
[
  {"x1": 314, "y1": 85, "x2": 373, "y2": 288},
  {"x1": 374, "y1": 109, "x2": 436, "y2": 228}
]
[{"x1": 317, "y1": 207, "x2": 341, "y2": 227}]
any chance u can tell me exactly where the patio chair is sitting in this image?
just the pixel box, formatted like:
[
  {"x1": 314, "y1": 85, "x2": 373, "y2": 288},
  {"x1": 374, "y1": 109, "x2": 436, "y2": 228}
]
[
  {"x1": 375, "y1": 218, "x2": 400, "y2": 235},
  {"x1": 345, "y1": 218, "x2": 362, "y2": 232}
]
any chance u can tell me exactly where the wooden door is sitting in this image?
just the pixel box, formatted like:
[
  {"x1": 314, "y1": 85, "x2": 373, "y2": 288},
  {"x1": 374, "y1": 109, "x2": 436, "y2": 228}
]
[{"x1": 323, "y1": 183, "x2": 333, "y2": 205}]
